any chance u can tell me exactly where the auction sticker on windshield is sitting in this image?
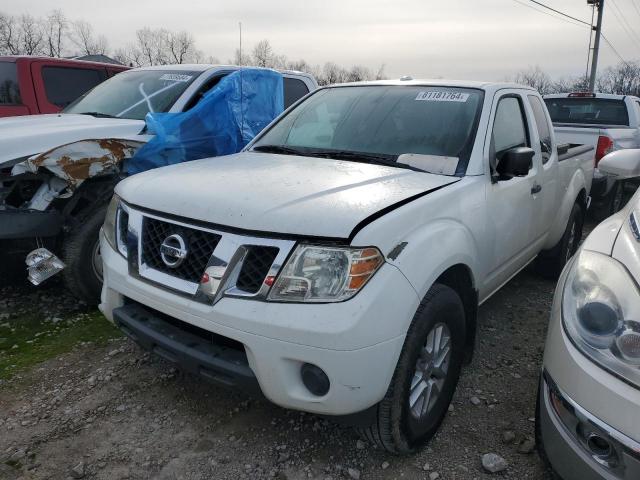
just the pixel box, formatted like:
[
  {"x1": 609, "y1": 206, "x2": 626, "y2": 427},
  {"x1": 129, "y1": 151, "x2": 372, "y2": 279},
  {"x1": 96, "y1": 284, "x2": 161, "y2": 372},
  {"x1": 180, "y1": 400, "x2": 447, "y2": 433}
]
[
  {"x1": 159, "y1": 74, "x2": 194, "y2": 82},
  {"x1": 415, "y1": 91, "x2": 469, "y2": 102}
]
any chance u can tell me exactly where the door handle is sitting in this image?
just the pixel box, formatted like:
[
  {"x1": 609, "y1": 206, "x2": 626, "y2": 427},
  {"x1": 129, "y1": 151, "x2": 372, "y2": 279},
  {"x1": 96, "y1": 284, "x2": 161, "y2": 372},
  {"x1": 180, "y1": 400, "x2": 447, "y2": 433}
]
[{"x1": 531, "y1": 184, "x2": 542, "y2": 194}]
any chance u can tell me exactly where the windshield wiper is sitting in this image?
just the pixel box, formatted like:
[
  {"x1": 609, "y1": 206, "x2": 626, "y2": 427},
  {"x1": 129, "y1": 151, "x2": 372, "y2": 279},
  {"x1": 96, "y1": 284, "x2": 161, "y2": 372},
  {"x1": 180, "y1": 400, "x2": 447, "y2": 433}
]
[
  {"x1": 303, "y1": 149, "x2": 427, "y2": 172},
  {"x1": 77, "y1": 112, "x2": 117, "y2": 118},
  {"x1": 252, "y1": 145, "x2": 308, "y2": 156}
]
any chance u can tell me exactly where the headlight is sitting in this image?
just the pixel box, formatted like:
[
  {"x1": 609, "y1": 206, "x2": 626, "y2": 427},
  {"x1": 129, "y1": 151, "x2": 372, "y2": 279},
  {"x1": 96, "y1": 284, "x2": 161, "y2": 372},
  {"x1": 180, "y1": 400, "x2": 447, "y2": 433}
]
[
  {"x1": 562, "y1": 249, "x2": 640, "y2": 386},
  {"x1": 102, "y1": 194, "x2": 128, "y2": 258},
  {"x1": 268, "y1": 245, "x2": 384, "y2": 302},
  {"x1": 103, "y1": 194, "x2": 120, "y2": 251}
]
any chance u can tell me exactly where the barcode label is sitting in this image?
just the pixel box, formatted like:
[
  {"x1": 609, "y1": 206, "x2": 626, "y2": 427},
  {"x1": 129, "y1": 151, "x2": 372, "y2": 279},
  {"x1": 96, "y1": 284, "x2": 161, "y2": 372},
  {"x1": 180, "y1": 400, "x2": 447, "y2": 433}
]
[{"x1": 415, "y1": 91, "x2": 469, "y2": 102}]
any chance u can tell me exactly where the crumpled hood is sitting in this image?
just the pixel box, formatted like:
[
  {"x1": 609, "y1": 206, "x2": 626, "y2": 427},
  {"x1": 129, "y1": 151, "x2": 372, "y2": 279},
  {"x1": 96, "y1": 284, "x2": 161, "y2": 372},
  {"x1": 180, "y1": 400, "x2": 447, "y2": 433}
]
[
  {"x1": 0, "y1": 114, "x2": 146, "y2": 165},
  {"x1": 117, "y1": 151, "x2": 459, "y2": 239}
]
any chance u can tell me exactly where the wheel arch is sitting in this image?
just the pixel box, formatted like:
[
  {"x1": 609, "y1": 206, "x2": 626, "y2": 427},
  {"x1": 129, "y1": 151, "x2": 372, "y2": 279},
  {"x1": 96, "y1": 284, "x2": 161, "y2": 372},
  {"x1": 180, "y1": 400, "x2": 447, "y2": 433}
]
[{"x1": 433, "y1": 264, "x2": 478, "y2": 364}]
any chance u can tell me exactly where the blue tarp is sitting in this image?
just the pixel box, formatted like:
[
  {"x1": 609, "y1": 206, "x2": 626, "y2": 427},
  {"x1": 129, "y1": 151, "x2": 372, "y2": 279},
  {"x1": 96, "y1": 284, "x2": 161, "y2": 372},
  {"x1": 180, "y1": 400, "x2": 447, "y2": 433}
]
[{"x1": 126, "y1": 68, "x2": 284, "y2": 175}]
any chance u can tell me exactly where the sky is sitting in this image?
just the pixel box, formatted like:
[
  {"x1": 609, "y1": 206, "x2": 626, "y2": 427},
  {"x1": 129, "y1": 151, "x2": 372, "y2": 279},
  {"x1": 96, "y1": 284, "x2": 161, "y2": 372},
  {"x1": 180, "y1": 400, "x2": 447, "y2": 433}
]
[{"x1": 3, "y1": 0, "x2": 640, "y2": 81}]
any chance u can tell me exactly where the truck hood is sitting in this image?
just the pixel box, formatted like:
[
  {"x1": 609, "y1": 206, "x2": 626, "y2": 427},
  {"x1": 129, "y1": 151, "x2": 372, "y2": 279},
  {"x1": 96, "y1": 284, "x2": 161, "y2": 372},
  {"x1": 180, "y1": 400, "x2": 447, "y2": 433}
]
[
  {"x1": 0, "y1": 114, "x2": 146, "y2": 165},
  {"x1": 117, "y1": 152, "x2": 459, "y2": 239}
]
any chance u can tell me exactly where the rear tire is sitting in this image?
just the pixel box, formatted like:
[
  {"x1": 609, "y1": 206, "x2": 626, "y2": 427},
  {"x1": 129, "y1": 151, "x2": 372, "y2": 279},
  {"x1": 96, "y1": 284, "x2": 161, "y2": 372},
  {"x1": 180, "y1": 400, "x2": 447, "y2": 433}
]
[
  {"x1": 536, "y1": 203, "x2": 584, "y2": 279},
  {"x1": 358, "y1": 283, "x2": 466, "y2": 454},
  {"x1": 62, "y1": 206, "x2": 107, "y2": 305},
  {"x1": 590, "y1": 180, "x2": 624, "y2": 222}
]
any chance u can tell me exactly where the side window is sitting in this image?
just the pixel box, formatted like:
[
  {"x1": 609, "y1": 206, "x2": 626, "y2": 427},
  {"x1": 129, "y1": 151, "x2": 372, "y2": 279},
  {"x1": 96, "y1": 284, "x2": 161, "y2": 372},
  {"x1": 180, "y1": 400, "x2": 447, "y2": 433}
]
[
  {"x1": 42, "y1": 67, "x2": 106, "y2": 108},
  {"x1": 492, "y1": 96, "x2": 528, "y2": 155},
  {"x1": 0, "y1": 62, "x2": 22, "y2": 105},
  {"x1": 528, "y1": 95, "x2": 552, "y2": 164},
  {"x1": 283, "y1": 77, "x2": 309, "y2": 109}
]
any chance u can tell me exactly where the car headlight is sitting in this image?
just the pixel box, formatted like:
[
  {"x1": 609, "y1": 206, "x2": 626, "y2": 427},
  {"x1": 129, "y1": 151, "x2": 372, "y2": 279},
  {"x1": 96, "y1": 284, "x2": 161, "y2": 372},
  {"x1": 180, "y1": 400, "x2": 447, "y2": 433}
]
[
  {"x1": 102, "y1": 194, "x2": 128, "y2": 258},
  {"x1": 103, "y1": 194, "x2": 120, "y2": 251},
  {"x1": 562, "y1": 249, "x2": 640, "y2": 386},
  {"x1": 267, "y1": 245, "x2": 384, "y2": 302}
]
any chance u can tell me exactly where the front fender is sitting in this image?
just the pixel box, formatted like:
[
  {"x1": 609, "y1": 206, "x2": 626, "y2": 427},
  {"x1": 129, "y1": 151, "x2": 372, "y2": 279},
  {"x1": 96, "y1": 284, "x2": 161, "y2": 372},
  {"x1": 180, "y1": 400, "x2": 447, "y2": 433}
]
[
  {"x1": 383, "y1": 219, "x2": 480, "y2": 300},
  {"x1": 544, "y1": 168, "x2": 587, "y2": 250}
]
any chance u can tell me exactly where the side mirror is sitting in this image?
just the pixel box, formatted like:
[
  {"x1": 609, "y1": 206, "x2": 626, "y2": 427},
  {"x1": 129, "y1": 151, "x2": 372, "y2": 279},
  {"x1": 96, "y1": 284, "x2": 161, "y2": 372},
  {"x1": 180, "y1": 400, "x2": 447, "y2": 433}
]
[
  {"x1": 496, "y1": 147, "x2": 534, "y2": 179},
  {"x1": 598, "y1": 149, "x2": 640, "y2": 180}
]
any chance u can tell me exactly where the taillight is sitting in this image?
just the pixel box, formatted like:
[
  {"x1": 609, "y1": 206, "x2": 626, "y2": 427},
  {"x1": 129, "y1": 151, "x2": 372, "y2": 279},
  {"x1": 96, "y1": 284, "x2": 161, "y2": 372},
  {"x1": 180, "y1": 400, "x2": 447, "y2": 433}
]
[{"x1": 595, "y1": 135, "x2": 614, "y2": 166}]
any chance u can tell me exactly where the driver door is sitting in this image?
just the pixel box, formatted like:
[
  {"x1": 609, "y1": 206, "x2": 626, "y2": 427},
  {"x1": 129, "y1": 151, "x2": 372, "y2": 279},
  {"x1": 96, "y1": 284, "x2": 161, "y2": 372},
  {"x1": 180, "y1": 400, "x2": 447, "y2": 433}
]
[{"x1": 483, "y1": 92, "x2": 541, "y2": 293}]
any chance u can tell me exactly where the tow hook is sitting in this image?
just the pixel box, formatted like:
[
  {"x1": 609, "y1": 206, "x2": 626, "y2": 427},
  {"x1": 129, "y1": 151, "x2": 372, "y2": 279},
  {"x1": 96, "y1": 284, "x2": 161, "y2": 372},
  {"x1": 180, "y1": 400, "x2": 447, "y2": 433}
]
[{"x1": 25, "y1": 248, "x2": 65, "y2": 285}]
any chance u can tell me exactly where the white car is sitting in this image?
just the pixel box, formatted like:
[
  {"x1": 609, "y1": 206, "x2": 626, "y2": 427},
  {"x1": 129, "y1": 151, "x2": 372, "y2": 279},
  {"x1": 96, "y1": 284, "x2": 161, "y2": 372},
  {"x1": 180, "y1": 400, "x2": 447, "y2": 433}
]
[
  {"x1": 537, "y1": 149, "x2": 640, "y2": 479},
  {"x1": 100, "y1": 79, "x2": 594, "y2": 454}
]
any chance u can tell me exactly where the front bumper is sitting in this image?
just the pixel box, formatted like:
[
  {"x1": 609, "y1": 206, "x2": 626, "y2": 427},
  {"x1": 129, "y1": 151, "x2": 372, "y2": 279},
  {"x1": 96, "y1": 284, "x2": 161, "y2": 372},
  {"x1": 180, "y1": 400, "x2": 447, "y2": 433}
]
[
  {"x1": 99, "y1": 233, "x2": 417, "y2": 416},
  {"x1": 539, "y1": 265, "x2": 640, "y2": 479},
  {"x1": 539, "y1": 373, "x2": 640, "y2": 480}
]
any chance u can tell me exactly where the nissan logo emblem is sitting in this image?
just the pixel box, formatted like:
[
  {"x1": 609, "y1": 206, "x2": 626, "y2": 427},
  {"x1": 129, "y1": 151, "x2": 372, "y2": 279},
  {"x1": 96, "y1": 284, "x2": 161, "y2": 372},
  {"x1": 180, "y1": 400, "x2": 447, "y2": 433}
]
[{"x1": 160, "y1": 234, "x2": 188, "y2": 268}]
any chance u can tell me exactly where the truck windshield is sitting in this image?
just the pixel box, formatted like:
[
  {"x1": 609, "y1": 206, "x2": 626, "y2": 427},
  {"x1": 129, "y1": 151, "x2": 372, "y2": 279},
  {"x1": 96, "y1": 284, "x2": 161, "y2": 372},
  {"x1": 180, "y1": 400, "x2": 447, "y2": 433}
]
[
  {"x1": 252, "y1": 85, "x2": 484, "y2": 175},
  {"x1": 0, "y1": 62, "x2": 21, "y2": 105},
  {"x1": 544, "y1": 97, "x2": 629, "y2": 126},
  {"x1": 64, "y1": 70, "x2": 201, "y2": 120}
]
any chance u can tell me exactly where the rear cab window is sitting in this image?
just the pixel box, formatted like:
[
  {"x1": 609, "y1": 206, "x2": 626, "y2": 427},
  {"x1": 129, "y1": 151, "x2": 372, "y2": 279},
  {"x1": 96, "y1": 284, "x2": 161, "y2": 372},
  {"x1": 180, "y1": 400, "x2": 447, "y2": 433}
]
[
  {"x1": 42, "y1": 66, "x2": 106, "y2": 108},
  {"x1": 544, "y1": 97, "x2": 630, "y2": 126},
  {"x1": 283, "y1": 77, "x2": 309, "y2": 108},
  {"x1": 0, "y1": 62, "x2": 22, "y2": 105}
]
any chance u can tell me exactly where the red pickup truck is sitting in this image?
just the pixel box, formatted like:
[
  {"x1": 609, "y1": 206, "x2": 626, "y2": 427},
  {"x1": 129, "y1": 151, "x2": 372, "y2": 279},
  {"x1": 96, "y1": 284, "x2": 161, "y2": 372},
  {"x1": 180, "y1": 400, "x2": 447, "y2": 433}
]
[{"x1": 0, "y1": 56, "x2": 128, "y2": 118}]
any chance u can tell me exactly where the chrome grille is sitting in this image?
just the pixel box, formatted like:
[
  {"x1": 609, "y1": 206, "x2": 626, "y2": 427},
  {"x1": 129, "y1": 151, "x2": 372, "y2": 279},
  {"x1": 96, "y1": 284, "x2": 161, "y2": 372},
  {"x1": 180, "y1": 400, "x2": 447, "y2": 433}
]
[
  {"x1": 141, "y1": 217, "x2": 221, "y2": 283},
  {"x1": 236, "y1": 246, "x2": 280, "y2": 293}
]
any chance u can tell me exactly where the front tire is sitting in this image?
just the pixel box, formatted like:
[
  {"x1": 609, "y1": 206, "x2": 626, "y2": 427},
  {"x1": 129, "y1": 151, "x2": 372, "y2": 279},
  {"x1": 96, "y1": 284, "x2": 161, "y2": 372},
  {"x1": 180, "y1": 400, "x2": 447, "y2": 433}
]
[
  {"x1": 358, "y1": 284, "x2": 466, "y2": 454},
  {"x1": 62, "y1": 206, "x2": 107, "y2": 305}
]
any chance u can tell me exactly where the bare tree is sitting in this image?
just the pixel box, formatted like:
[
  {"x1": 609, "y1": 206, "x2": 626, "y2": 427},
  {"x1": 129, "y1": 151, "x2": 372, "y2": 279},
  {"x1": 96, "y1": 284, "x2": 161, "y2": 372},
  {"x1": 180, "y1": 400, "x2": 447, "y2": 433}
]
[
  {"x1": 19, "y1": 14, "x2": 44, "y2": 55},
  {"x1": 597, "y1": 61, "x2": 640, "y2": 96},
  {"x1": 166, "y1": 30, "x2": 194, "y2": 64},
  {"x1": 375, "y1": 64, "x2": 387, "y2": 80},
  {"x1": 252, "y1": 39, "x2": 273, "y2": 67},
  {"x1": 512, "y1": 66, "x2": 554, "y2": 95},
  {"x1": 71, "y1": 20, "x2": 108, "y2": 55},
  {"x1": 0, "y1": 12, "x2": 19, "y2": 55},
  {"x1": 44, "y1": 9, "x2": 67, "y2": 57},
  {"x1": 231, "y1": 48, "x2": 252, "y2": 66}
]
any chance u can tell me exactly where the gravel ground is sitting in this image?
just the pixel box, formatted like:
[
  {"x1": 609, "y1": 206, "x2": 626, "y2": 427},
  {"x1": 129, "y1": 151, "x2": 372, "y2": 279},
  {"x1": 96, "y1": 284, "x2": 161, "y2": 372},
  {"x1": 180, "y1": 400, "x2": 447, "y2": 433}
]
[{"x1": 0, "y1": 263, "x2": 559, "y2": 480}]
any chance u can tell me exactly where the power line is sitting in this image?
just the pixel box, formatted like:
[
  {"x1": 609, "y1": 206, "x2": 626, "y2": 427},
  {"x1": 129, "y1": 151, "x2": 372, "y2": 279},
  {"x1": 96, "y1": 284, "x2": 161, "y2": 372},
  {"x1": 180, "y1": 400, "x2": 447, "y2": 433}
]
[
  {"x1": 608, "y1": 0, "x2": 640, "y2": 48},
  {"x1": 527, "y1": 0, "x2": 592, "y2": 25},
  {"x1": 601, "y1": 33, "x2": 633, "y2": 66},
  {"x1": 631, "y1": 0, "x2": 640, "y2": 19},
  {"x1": 509, "y1": 0, "x2": 590, "y2": 28},
  {"x1": 508, "y1": 1, "x2": 633, "y2": 69}
]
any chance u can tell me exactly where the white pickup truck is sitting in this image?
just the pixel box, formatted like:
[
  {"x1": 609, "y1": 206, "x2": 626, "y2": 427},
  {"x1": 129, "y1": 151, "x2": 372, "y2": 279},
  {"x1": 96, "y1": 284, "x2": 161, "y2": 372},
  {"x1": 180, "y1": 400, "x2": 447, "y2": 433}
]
[
  {"x1": 0, "y1": 64, "x2": 317, "y2": 301},
  {"x1": 544, "y1": 93, "x2": 640, "y2": 219},
  {"x1": 100, "y1": 80, "x2": 594, "y2": 453}
]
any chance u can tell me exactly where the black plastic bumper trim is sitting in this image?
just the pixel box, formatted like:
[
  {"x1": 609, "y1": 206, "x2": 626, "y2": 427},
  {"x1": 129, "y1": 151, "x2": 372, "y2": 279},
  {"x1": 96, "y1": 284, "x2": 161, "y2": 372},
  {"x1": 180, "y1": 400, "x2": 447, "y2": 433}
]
[
  {"x1": 0, "y1": 209, "x2": 62, "y2": 240},
  {"x1": 112, "y1": 303, "x2": 262, "y2": 396}
]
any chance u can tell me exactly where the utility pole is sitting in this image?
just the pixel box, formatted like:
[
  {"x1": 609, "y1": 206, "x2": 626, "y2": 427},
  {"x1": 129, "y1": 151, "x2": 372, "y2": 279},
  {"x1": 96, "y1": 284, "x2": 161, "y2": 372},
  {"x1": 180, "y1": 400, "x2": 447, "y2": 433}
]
[
  {"x1": 239, "y1": 22, "x2": 243, "y2": 65},
  {"x1": 588, "y1": 0, "x2": 604, "y2": 92}
]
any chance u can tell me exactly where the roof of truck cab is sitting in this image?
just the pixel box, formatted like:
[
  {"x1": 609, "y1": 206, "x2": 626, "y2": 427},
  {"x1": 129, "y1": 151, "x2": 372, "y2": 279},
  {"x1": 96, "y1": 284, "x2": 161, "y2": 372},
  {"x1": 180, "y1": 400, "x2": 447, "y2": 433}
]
[
  {"x1": 328, "y1": 78, "x2": 537, "y2": 92},
  {"x1": 0, "y1": 55, "x2": 128, "y2": 70},
  {"x1": 129, "y1": 63, "x2": 314, "y2": 78}
]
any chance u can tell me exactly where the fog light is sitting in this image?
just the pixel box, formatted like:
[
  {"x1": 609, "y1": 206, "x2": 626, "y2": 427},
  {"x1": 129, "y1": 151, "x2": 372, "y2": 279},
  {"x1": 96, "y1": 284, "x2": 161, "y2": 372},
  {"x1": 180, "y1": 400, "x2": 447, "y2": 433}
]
[
  {"x1": 587, "y1": 433, "x2": 613, "y2": 458},
  {"x1": 300, "y1": 363, "x2": 330, "y2": 396},
  {"x1": 25, "y1": 248, "x2": 65, "y2": 286}
]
